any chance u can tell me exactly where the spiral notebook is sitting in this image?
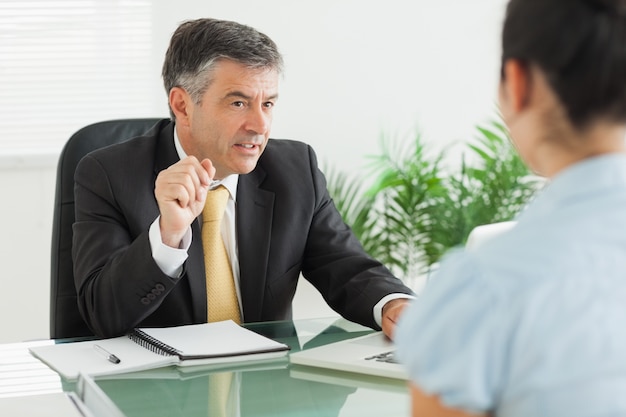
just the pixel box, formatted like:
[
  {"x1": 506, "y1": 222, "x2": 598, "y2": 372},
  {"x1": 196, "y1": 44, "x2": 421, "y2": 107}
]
[{"x1": 29, "y1": 320, "x2": 290, "y2": 380}]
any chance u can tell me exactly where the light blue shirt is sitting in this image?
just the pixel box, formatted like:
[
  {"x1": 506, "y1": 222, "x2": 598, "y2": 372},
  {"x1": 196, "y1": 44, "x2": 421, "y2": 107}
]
[{"x1": 396, "y1": 154, "x2": 626, "y2": 416}]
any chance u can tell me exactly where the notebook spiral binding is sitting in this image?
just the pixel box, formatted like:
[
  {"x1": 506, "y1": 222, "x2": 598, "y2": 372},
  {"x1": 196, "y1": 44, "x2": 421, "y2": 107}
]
[{"x1": 128, "y1": 329, "x2": 183, "y2": 357}]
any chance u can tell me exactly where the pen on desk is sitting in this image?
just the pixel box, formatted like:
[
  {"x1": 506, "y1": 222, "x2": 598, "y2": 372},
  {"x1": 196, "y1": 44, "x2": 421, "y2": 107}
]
[{"x1": 93, "y1": 344, "x2": 121, "y2": 364}]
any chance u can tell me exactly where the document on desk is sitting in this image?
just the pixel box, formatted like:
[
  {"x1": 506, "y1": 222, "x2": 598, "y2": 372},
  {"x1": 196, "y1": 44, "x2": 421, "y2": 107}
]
[
  {"x1": 29, "y1": 320, "x2": 290, "y2": 381},
  {"x1": 289, "y1": 331, "x2": 407, "y2": 380}
]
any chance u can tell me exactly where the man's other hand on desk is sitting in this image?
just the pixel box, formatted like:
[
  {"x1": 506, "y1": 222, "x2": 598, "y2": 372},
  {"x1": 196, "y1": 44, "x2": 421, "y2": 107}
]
[{"x1": 382, "y1": 298, "x2": 411, "y2": 340}]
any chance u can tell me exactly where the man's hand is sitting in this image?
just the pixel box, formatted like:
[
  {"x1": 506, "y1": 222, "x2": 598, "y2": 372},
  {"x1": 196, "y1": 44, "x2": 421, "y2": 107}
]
[
  {"x1": 154, "y1": 156, "x2": 215, "y2": 248},
  {"x1": 381, "y1": 298, "x2": 411, "y2": 340}
]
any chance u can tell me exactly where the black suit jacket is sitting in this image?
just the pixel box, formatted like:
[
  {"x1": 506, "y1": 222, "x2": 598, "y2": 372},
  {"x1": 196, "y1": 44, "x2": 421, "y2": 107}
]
[{"x1": 73, "y1": 120, "x2": 413, "y2": 337}]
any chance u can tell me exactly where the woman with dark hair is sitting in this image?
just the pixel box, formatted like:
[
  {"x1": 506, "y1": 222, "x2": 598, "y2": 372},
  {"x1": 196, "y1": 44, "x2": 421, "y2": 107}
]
[{"x1": 396, "y1": 0, "x2": 626, "y2": 415}]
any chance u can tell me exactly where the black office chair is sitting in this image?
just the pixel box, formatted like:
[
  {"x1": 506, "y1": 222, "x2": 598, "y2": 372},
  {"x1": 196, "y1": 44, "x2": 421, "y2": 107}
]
[{"x1": 50, "y1": 118, "x2": 162, "y2": 339}]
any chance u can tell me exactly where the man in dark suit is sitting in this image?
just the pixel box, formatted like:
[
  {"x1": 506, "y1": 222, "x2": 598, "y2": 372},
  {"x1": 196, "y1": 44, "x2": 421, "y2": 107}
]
[{"x1": 72, "y1": 18, "x2": 413, "y2": 339}]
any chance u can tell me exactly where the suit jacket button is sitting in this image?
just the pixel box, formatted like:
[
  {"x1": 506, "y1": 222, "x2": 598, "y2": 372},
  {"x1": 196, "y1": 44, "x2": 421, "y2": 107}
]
[
  {"x1": 141, "y1": 297, "x2": 150, "y2": 305},
  {"x1": 155, "y1": 283, "x2": 165, "y2": 291},
  {"x1": 147, "y1": 293, "x2": 156, "y2": 300}
]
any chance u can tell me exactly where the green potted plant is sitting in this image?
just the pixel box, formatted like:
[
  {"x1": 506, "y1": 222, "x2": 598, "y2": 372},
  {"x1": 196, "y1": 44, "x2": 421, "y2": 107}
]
[{"x1": 326, "y1": 119, "x2": 540, "y2": 282}]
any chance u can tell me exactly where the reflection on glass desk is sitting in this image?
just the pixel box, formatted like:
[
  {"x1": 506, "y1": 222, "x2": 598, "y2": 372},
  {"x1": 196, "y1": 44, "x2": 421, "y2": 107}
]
[{"x1": 0, "y1": 317, "x2": 409, "y2": 416}]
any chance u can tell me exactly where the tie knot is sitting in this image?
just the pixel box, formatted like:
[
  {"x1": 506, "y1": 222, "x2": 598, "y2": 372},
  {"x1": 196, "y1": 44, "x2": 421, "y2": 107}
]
[{"x1": 202, "y1": 185, "x2": 230, "y2": 223}]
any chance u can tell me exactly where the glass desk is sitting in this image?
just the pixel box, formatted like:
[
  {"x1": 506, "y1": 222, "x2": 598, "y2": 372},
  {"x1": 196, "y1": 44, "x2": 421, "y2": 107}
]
[{"x1": 0, "y1": 317, "x2": 409, "y2": 416}]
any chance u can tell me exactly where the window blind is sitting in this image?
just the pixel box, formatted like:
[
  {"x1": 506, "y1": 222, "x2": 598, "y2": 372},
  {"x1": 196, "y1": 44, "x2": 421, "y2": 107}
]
[{"x1": 0, "y1": 0, "x2": 158, "y2": 155}]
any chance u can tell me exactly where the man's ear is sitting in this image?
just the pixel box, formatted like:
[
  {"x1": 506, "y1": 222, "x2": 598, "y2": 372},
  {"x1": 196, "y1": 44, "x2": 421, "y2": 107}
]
[
  {"x1": 169, "y1": 87, "x2": 192, "y2": 126},
  {"x1": 502, "y1": 59, "x2": 531, "y2": 113}
]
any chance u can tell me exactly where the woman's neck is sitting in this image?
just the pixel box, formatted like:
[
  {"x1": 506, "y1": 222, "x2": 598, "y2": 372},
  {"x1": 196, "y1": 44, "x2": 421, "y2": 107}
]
[{"x1": 534, "y1": 123, "x2": 626, "y2": 178}]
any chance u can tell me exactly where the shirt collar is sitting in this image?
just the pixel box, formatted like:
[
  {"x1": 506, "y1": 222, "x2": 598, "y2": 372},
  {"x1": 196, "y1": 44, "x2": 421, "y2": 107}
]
[
  {"x1": 521, "y1": 153, "x2": 626, "y2": 220},
  {"x1": 173, "y1": 127, "x2": 239, "y2": 202}
]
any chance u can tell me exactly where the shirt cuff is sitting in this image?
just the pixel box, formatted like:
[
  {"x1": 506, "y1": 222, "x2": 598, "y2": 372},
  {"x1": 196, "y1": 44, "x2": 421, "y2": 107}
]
[
  {"x1": 148, "y1": 216, "x2": 190, "y2": 278},
  {"x1": 374, "y1": 293, "x2": 416, "y2": 327}
]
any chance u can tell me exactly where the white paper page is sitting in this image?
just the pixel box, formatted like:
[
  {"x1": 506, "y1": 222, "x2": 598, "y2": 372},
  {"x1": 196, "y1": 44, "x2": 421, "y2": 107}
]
[
  {"x1": 137, "y1": 320, "x2": 289, "y2": 357},
  {"x1": 29, "y1": 337, "x2": 175, "y2": 380}
]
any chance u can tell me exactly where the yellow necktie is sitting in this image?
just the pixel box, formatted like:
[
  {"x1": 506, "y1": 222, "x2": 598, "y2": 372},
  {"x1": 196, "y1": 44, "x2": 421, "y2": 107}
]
[{"x1": 202, "y1": 185, "x2": 241, "y2": 324}]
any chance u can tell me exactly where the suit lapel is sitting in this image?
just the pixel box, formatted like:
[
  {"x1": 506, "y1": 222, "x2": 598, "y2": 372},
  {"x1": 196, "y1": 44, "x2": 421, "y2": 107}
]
[{"x1": 236, "y1": 165, "x2": 274, "y2": 322}]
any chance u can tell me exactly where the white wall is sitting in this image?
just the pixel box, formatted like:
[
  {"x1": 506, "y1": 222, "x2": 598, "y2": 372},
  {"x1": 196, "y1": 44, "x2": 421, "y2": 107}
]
[
  {"x1": 0, "y1": 158, "x2": 56, "y2": 343},
  {"x1": 0, "y1": 0, "x2": 508, "y2": 342},
  {"x1": 160, "y1": 0, "x2": 508, "y2": 168}
]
